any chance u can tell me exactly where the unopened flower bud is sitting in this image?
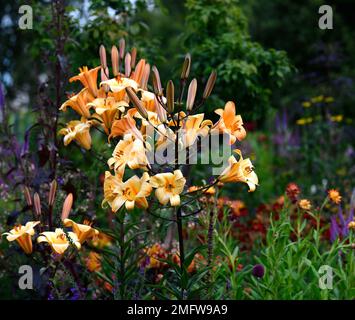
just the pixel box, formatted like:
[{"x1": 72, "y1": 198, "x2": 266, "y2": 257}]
[
  {"x1": 186, "y1": 78, "x2": 197, "y2": 111},
  {"x1": 166, "y1": 80, "x2": 175, "y2": 113},
  {"x1": 126, "y1": 87, "x2": 148, "y2": 119},
  {"x1": 48, "y1": 180, "x2": 57, "y2": 207},
  {"x1": 111, "y1": 45, "x2": 119, "y2": 76},
  {"x1": 119, "y1": 38, "x2": 125, "y2": 59},
  {"x1": 24, "y1": 186, "x2": 32, "y2": 207},
  {"x1": 125, "y1": 53, "x2": 131, "y2": 77},
  {"x1": 140, "y1": 63, "x2": 150, "y2": 90},
  {"x1": 152, "y1": 66, "x2": 163, "y2": 95},
  {"x1": 203, "y1": 70, "x2": 217, "y2": 100},
  {"x1": 99, "y1": 45, "x2": 107, "y2": 69},
  {"x1": 181, "y1": 53, "x2": 191, "y2": 80},
  {"x1": 61, "y1": 193, "x2": 73, "y2": 221},
  {"x1": 131, "y1": 47, "x2": 137, "y2": 69},
  {"x1": 155, "y1": 96, "x2": 167, "y2": 123},
  {"x1": 33, "y1": 193, "x2": 41, "y2": 217}
]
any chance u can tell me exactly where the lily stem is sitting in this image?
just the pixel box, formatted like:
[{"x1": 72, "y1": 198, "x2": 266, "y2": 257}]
[{"x1": 176, "y1": 206, "x2": 185, "y2": 299}]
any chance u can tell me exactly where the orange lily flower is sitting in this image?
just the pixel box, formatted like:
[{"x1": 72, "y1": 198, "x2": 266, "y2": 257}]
[
  {"x1": 150, "y1": 170, "x2": 186, "y2": 206},
  {"x1": 63, "y1": 219, "x2": 99, "y2": 244},
  {"x1": 102, "y1": 171, "x2": 152, "y2": 212},
  {"x1": 37, "y1": 228, "x2": 81, "y2": 254},
  {"x1": 58, "y1": 118, "x2": 92, "y2": 150},
  {"x1": 59, "y1": 88, "x2": 94, "y2": 118},
  {"x1": 70, "y1": 66, "x2": 100, "y2": 97},
  {"x1": 218, "y1": 149, "x2": 258, "y2": 192},
  {"x1": 212, "y1": 101, "x2": 246, "y2": 144},
  {"x1": 2, "y1": 221, "x2": 40, "y2": 254}
]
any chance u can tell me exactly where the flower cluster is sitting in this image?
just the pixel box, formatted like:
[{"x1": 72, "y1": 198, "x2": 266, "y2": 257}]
[
  {"x1": 2, "y1": 182, "x2": 99, "y2": 255},
  {"x1": 59, "y1": 41, "x2": 259, "y2": 215}
]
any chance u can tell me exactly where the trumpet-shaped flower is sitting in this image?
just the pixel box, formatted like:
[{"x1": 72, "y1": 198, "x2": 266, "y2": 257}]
[
  {"x1": 59, "y1": 88, "x2": 94, "y2": 118},
  {"x1": 109, "y1": 110, "x2": 144, "y2": 141},
  {"x1": 70, "y1": 66, "x2": 100, "y2": 97},
  {"x1": 37, "y1": 228, "x2": 81, "y2": 254},
  {"x1": 218, "y1": 149, "x2": 258, "y2": 192},
  {"x1": 100, "y1": 77, "x2": 138, "y2": 93},
  {"x1": 150, "y1": 170, "x2": 186, "y2": 206},
  {"x1": 59, "y1": 118, "x2": 92, "y2": 150},
  {"x1": 212, "y1": 101, "x2": 246, "y2": 144},
  {"x1": 107, "y1": 134, "x2": 149, "y2": 177},
  {"x1": 102, "y1": 171, "x2": 152, "y2": 212},
  {"x1": 88, "y1": 97, "x2": 128, "y2": 133},
  {"x1": 2, "y1": 221, "x2": 40, "y2": 254},
  {"x1": 63, "y1": 219, "x2": 99, "y2": 244},
  {"x1": 180, "y1": 113, "x2": 212, "y2": 147}
]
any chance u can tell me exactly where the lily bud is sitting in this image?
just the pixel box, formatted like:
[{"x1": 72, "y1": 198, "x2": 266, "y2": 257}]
[
  {"x1": 126, "y1": 87, "x2": 148, "y2": 119},
  {"x1": 152, "y1": 66, "x2": 163, "y2": 95},
  {"x1": 166, "y1": 80, "x2": 175, "y2": 113},
  {"x1": 203, "y1": 70, "x2": 217, "y2": 100},
  {"x1": 125, "y1": 53, "x2": 131, "y2": 77},
  {"x1": 181, "y1": 53, "x2": 191, "y2": 80},
  {"x1": 61, "y1": 193, "x2": 73, "y2": 221},
  {"x1": 99, "y1": 45, "x2": 107, "y2": 69},
  {"x1": 132, "y1": 59, "x2": 146, "y2": 83},
  {"x1": 33, "y1": 193, "x2": 41, "y2": 217},
  {"x1": 24, "y1": 186, "x2": 32, "y2": 207},
  {"x1": 186, "y1": 78, "x2": 197, "y2": 111},
  {"x1": 131, "y1": 47, "x2": 137, "y2": 69},
  {"x1": 140, "y1": 63, "x2": 150, "y2": 90},
  {"x1": 111, "y1": 45, "x2": 119, "y2": 76},
  {"x1": 119, "y1": 38, "x2": 125, "y2": 59},
  {"x1": 48, "y1": 180, "x2": 57, "y2": 207},
  {"x1": 155, "y1": 96, "x2": 167, "y2": 123}
]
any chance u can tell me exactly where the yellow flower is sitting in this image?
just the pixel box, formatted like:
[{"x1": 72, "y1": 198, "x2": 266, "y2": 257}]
[
  {"x1": 180, "y1": 113, "x2": 212, "y2": 147},
  {"x1": 328, "y1": 189, "x2": 341, "y2": 204},
  {"x1": 59, "y1": 118, "x2": 92, "y2": 150},
  {"x1": 100, "y1": 77, "x2": 138, "y2": 93},
  {"x1": 296, "y1": 117, "x2": 313, "y2": 125},
  {"x1": 218, "y1": 149, "x2": 258, "y2": 192},
  {"x1": 2, "y1": 221, "x2": 40, "y2": 254},
  {"x1": 150, "y1": 170, "x2": 186, "y2": 206},
  {"x1": 59, "y1": 88, "x2": 94, "y2": 118},
  {"x1": 348, "y1": 221, "x2": 355, "y2": 230},
  {"x1": 330, "y1": 114, "x2": 343, "y2": 122},
  {"x1": 298, "y1": 199, "x2": 312, "y2": 210},
  {"x1": 311, "y1": 95, "x2": 324, "y2": 103},
  {"x1": 324, "y1": 96, "x2": 334, "y2": 103},
  {"x1": 63, "y1": 219, "x2": 99, "y2": 244},
  {"x1": 88, "y1": 97, "x2": 128, "y2": 133},
  {"x1": 302, "y1": 101, "x2": 311, "y2": 108},
  {"x1": 102, "y1": 171, "x2": 152, "y2": 212},
  {"x1": 70, "y1": 66, "x2": 100, "y2": 97},
  {"x1": 107, "y1": 134, "x2": 149, "y2": 177},
  {"x1": 212, "y1": 101, "x2": 246, "y2": 144},
  {"x1": 37, "y1": 228, "x2": 81, "y2": 254}
]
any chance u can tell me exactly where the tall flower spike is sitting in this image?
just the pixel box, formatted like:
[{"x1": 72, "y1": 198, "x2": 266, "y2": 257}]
[
  {"x1": 111, "y1": 45, "x2": 119, "y2": 76},
  {"x1": 119, "y1": 38, "x2": 125, "y2": 59},
  {"x1": 131, "y1": 47, "x2": 137, "y2": 69},
  {"x1": 48, "y1": 180, "x2": 57, "y2": 206},
  {"x1": 166, "y1": 80, "x2": 175, "y2": 113},
  {"x1": 181, "y1": 53, "x2": 191, "y2": 80},
  {"x1": 99, "y1": 45, "x2": 107, "y2": 69},
  {"x1": 126, "y1": 87, "x2": 148, "y2": 119},
  {"x1": 203, "y1": 70, "x2": 217, "y2": 100},
  {"x1": 125, "y1": 53, "x2": 132, "y2": 77},
  {"x1": 61, "y1": 193, "x2": 73, "y2": 221},
  {"x1": 186, "y1": 78, "x2": 197, "y2": 111},
  {"x1": 140, "y1": 63, "x2": 150, "y2": 90},
  {"x1": 24, "y1": 186, "x2": 32, "y2": 207},
  {"x1": 152, "y1": 66, "x2": 163, "y2": 96},
  {"x1": 33, "y1": 193, "x2": 41, "y2": 217}
]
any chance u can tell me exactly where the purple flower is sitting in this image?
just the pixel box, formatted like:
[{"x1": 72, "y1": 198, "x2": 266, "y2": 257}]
[
  {"x1": 329, "y1": 203, "x2": 354, "y2": 242},
  {"x1": 252, "y1": 264, "x2": 265, "y2": 278}
]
